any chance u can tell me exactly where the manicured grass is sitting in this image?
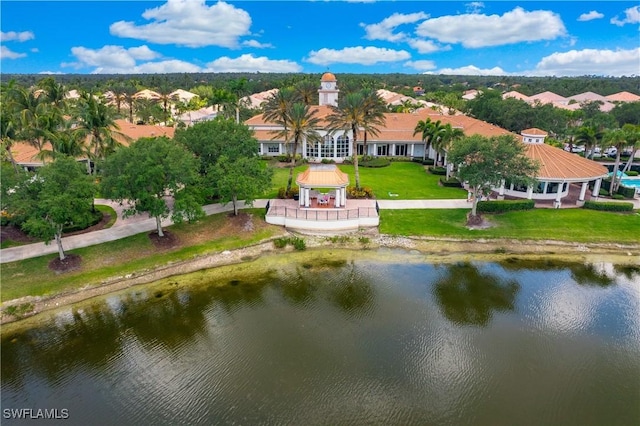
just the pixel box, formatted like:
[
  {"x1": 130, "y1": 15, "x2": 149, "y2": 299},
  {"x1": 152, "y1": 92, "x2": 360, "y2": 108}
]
[
  {"x1": 266, "y1": 161, "x2": 467, "y2": 200},
  {"x1": 1, "y1": 209, "x2": 281, "y2": 302},
  {"x1": 380, "y1": 208, "x2": 640, "y2": 243}
]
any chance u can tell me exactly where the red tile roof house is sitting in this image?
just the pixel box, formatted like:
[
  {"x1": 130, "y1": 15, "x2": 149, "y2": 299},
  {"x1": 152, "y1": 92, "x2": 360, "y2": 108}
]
[{"x1": 248, "y1": 74, "x2": 609, "y2": 208}]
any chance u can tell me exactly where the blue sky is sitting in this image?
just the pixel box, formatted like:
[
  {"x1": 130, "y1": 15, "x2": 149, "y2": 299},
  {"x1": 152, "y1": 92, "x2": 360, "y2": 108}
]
[{"x1": 1, "y1": 1, "x2": 639, "y2": 76}]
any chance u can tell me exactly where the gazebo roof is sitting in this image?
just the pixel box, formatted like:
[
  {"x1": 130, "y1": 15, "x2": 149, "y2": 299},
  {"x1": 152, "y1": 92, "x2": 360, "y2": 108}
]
[
  {"x1": 525, "y1": 143, "x2": 608, "y2": 181},
  {"x1": 296, "y1": 165, "x2": 349, "y2": 187}
]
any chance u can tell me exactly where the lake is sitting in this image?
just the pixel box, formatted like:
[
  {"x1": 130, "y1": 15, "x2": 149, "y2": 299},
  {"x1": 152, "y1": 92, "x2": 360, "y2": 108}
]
[{"x1": 2, "y1": 251, "x2": 639, "y2": 425}]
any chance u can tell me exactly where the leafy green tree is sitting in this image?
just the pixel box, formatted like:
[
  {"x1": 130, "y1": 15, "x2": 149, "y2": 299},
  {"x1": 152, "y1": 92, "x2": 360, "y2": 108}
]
[
  {"x1": 210, "y1": 155, "x2": 272, "y2": 215},
  {"x1": 574, "y1": 124, "x2": 603, "y2": 160},
  {"x1": 175, "y1": 118, "x2": 258, "y2": 177},
  {"x1": 101, "y1": 137, "x2": 204, "y2": 237},
  {"x1": 4, "y1": 156, "x2": 95, "y2": 260},
  {"x1": 448, "y1": 134, "x2": 539, "y2": 218},
  {"x1": 611, "y1": 101, "x2": 640, "y2": 126}
]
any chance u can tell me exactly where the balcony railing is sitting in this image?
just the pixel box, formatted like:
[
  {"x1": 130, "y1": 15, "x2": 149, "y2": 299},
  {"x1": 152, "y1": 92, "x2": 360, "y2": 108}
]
[{"x1": 266, "y1": 206, "x2": 378, "y2": 221}]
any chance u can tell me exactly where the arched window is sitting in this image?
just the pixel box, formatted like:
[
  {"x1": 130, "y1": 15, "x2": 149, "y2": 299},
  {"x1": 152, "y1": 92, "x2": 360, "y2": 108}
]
[
  {"x1": 337, "y1": 135, "x2": 349, "y2": 158},
  {"x1": 321, "y1": 135, "x2": 334, "y2": 158}
]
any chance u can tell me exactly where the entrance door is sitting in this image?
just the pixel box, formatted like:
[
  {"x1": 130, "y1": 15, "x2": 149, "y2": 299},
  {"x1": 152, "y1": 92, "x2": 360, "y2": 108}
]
[{"x1": 395, "y1": 144, "x2": 407, "y2": 156}]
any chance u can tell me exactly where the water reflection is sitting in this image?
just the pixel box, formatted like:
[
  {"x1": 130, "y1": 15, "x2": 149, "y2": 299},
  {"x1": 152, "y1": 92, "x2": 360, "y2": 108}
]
[
  {"x1": 499, "y1": 258, "x2": 618, "y2": 286},
  {"x1": 433, "y1": 262, "x2": 520, "y2": 326},
  {"x1": 2, "y1": 255, "x2": 639, "y2": 426}
]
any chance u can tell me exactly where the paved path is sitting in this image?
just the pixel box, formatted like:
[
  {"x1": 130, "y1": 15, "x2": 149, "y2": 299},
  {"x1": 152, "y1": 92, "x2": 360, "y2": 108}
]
[{"x1": 2, "y1": 194, "x2": 638, "y2": 263}]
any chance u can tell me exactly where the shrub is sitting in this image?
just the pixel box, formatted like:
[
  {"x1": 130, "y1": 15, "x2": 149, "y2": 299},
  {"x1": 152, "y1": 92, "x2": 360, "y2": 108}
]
[
  {"x1": 583, "y1": 201, "x2": 634, "y2": 212},
  {"x1": 346, "y1": 185, "x2": 375, "y2": 199},
  {"x1": 273, "y1": 237, "x2": 289, "y2": 248},
  {"x1": 439, "y1": 177, "x2": 462, "y2": 187},
  {"x1": 277, "y1": 186, "x2": 299, "y2": 199},
  {"x1": 291, "y1": 237, "x2": 306, "y2": 251},
  {"x1": 612, "y1": 194, "x2": 625, "y2": 200},
  {"x1": 359, "y1": 236, "x2": 370, "y2": 246},
  {"x1": 360, "y1": 157, "x2": 391, "y2": 168},
  {"x1": 599, "y1": 188, "x2": 609, "y2": 196},
  {"x1": 617, "y1": 185, "x2": 636, "y2": 199},
  {"x1": 625, "y1": 171, "x2": 638, "y2": 176},
  {"x1": 429, "y1": 166, "x2": 447, "y2": 175},
  {"x1": 321, "y1": 158, "x2": 335, "y2": 164},
  {"x1": 477, "y1": 200, "x2": 535, "y2": 213}
]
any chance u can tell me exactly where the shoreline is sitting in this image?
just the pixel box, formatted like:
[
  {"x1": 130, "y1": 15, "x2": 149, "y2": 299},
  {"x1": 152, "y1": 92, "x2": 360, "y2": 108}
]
[{"x1": 2, "y1": 234, "x2": 639, "y2": 325}]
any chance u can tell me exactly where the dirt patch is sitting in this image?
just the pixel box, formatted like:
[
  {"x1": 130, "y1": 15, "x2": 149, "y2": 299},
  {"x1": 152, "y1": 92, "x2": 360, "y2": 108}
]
[
  {"x1": 466, "y1": 213, "x2": 494, "y2": 229},
  {"x1": 48, "y1": 253, "x2": 82, "y2": 273},
  {"x1": 148, "y1": 230, "x2": 180, "y2": 250},
  {"x1": 0, "y1": 225, "x2": 38, "y2": 245}
]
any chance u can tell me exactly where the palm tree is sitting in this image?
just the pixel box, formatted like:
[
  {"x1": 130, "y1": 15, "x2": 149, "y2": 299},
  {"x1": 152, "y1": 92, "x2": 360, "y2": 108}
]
[
  {"x1": 620, "y1": 124, "x2": 640, "y2": 176},
  {"x1": 437, "y1": 124, "x2": 465, "y2": 179},
  {"x1": 122, "y1": 83, "x2": 138, "y2": 123},
  {"x1": 263, "y1": 87, "x2": 298, "y2": 159},
  {"x1": 155, "y1": 82, "x2": 178, "y2": 124},
  {"x1": 326, "y1": 91, "x2": 386, "y2": 190},
  {"x1": 272, "y1": 103, "x2": 321, "y2": 193},
  {"x1": 574, "y1": 124, "x2": 603, "y2": 160},
  {"x1": 359, "y1": 88, "x2": 386, "y2": 159},
  {"x1": 0, "y1": 98, "x2": 19, "y2": 173},
  {"x1": 413, "y1": 118, "x2": 434, "y2": 161},
  {"x1": 604, "y1": 128, "x2": 627, "y2": 195},
  {"x1": 294, "y1": 79, "x2": 318, "y2": 106},
  {"x1": 210, "y1": 88, "x2": 238, "y2": 121},
  {"x1": 75, "y1": 91, "x2": 128, "y2": 174}
]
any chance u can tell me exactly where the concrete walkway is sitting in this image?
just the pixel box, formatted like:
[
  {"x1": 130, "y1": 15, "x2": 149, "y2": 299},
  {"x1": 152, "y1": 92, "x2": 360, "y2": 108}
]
[{"x1": 2, "y1": 194, "x2": 638, "y2": 263}]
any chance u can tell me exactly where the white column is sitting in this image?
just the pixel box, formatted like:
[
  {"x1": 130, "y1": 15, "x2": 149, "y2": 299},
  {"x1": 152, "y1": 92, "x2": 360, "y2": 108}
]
[
  {"x1": 554, "y1": 185, "x2": 562, "y2": 209},
  {"x1": 527, "y1": 186, "x2": 533, "y2": 200},
  {"x1": 592, "y1": 178, "x2": 602, "y2": 199},
  {"x1": 341, "y1": 187, "x2": 347, "y2": 206},
  {"x1": 335, "y1": 188, "x2": 341, "y2": 207},
  {"x1": 391, "y1": 143, "x2": 396, "y2": 156},
  {"x1": 578, "y1": 181, "x2": 588, "y2": 203},
  {"x1": 372, "y1": 143, "x2": 377, "y2": 157},
  {"x1": 303, "y1": 141, "x2": 307, "y2": 158},
  {"x1": 498, "y1": 180, "x2": 505, "y2": 200},
  {"x1": 333, "y1": 141, "x2": 337, "y2": 159},
  {"x1": 410, "y1": 144, "x2": 414, "y2": 157},
  {"x1": 305, "y1": 188, "x2": 310, "y2": 207}
]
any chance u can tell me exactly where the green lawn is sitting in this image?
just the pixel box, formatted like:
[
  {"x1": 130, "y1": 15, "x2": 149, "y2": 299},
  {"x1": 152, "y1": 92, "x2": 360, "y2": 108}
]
[
  {"x1": 380, "y1": 208, "x2": 640, "y2": 244},
  {"x1": 1, "y1": 209, "x2": 280, "y2": 302},
  {"x1": 264, "y1": 161, "x2": 467, "y2": 200}
]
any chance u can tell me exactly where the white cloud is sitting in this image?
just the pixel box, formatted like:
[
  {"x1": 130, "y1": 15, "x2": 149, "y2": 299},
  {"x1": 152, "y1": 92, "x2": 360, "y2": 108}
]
[
  {"x1": 205, "y1": 54, "x2": 302, "y2": 73},
  {"x1": 306, "y1": 46, "x2": 410, "y2": 65},
  {"x1": 361, "y1": 12, "x2": 429, "y2": 42},
  {"x1": 88, "y1": 60, "x2": 202, "y2": 74},
  {"x1": 0, "y1": 46, "x2": 27, "y2": 59},
  {"x1": 465, "y1": 2, "x2": 485, "y2": 14},
  {"x1": 403, "y1": 60, "x2": 436, "y2": 71},
  {"x1": 407, "y1": 39, "x2": 448, "y2": 54},
  {"x1": 1, "y1": 31, "x2": 35, "y2": 42},
  {"x1": 69, "y1": 45, "x2": 161, "y2": 69},
  {"x1": 110, "y1": 0, "x2": 252, "y2": 48},
  {"x1": 242, "y1": 40, "x2": 273, "y2": 49},
  {"x1": 577, "y1": 11, "x2": 604, "y2": 22},
  {"x1": 530, "y1": 48, "x2": 640, "y2": 77},
  {"x1": 429, "y1": 65, "x2": 508, "y2": 75},
  {"x1": 416, "y1": 7, "x2": 567, "y2": 48},
  {"x1": 610, "y1": 6, "x2": 640, "y2": 26}
]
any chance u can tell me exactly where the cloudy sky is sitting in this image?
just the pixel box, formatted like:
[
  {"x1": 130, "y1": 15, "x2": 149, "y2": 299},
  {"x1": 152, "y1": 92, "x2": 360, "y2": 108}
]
[{"x1": 1, "y1": 1, "x2": 639, "y2": 76}]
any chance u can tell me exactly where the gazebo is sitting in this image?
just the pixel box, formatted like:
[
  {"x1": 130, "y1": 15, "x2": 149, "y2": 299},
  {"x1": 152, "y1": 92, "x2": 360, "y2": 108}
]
[{"x1": 296, "y1": 164, "x2": 349, "y2": 208}]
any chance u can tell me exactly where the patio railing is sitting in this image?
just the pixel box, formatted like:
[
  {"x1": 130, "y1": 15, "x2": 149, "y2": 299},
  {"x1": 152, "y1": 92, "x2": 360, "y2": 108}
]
[{"x1": 266, "y1": 206, "x2": 378, "y2": 221}]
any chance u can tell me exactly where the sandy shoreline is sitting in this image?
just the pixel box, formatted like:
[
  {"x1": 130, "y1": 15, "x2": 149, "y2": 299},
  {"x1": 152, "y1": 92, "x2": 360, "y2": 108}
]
[{"x1": 2, "y1": 234, "x2": 639, "y2": 325}]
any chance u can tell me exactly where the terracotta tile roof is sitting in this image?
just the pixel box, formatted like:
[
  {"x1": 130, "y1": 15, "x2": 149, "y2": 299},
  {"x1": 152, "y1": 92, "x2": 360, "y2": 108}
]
[
  {"x1": 568, "y1": 92, "x2": 608, "y2": 102},
  {"x1": 528, "y1": 91, "x2": 568, "y2": 104},
  {"x1": 9, "y1": 120, "x2": 175, "y2": 166},
  {"x1": 521, "y1": 128, "x2": 548, "y2": 136},
  {"x1": 502, "y1": 91, "x2": 529, "y2": 101},
  {"x1": 525, "y1": 143, "x2": 608, "y2": 181},
  {"x1": 605, "y1": 91, "x2": 640, "y2": 102},
  {"x1": 296, "y1": 165, "x2": 349, "y2": 187}
]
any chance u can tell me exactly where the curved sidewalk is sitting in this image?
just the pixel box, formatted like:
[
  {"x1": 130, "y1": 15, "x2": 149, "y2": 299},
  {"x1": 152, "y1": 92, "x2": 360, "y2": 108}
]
[{"x1": 0, "y1": 198, "x2": 470, "y2": 263}]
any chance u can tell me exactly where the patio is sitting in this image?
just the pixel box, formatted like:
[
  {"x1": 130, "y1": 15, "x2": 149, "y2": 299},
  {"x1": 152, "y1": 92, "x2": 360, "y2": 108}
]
[{"x1": 265, "y1": 198, "x2": 379, "y2": 232}]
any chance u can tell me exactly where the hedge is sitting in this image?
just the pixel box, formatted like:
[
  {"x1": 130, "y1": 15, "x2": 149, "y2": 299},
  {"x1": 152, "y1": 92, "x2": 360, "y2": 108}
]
[
  {"x1": 477, "y1": 200, "x2": 535, "y2": 213},
  {"x1": 429, "y1": 166, "x2": 447, "y2": 175},
  {"x1": 360, "y1": 158, "x2": 391, "y2": 168},
  {"x1": 439, "y1": 177, "x2": 462, "y2": 188},
  {"x1": 583, "y1": 201, "x2": 634, "y2": 212}
]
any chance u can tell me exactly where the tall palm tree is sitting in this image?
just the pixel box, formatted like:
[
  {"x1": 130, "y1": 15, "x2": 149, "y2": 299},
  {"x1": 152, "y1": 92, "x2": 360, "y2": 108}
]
[
  {"x1": 294, "y1": 79, "x2": 318, "y2": 106},
  {"x1": 437, "y1": 124, "x2": 465, "y2": 179},
  {"x1": 122, "y1": 83, "x2": 138, "y2": 123},
  {"x1": 0, "y1": 97, "x2": 19, "y2": 172},
  {"x1": 326, "y1": 91, "x2": 386, "y2": 190},
  {"x1": 604, "y1": 128, "x2": 627, "y2": 195},
  {"x1": 620, "y1": 124, "x2": 640, "y2": 176},
  {"x1": 574, "y1": 124, "x2": 603, "y2": 160},
  {"x1": 156, "y1": 82, "x2": 178, "y2": 124},
  {"x1": 359, "y1": 88, "x2": 386, "y2": 159},
  {"x1": 413, "y1": 117, "x2": 434, "y2": 161},
  {"x1": 75, "y1": 91, "x2": 128, "y2": 174},
  {"x1": 6, "y1": 82, "x2": 58, "y2": 153},
  {"x1": 272, "y1": 103, "x2": 321, "y2": 193},
  {"x1": 263, "y1": 87, "x2": 298, "y2": 158}
]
